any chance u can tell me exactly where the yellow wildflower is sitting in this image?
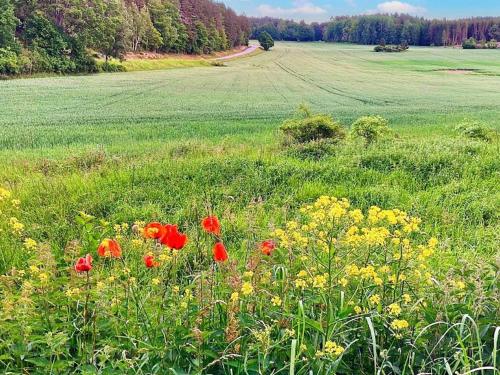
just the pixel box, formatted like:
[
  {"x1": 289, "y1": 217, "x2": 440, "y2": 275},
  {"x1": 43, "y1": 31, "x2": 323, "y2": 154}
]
[
  {"x1": 387, "y1": 303, "x2": 402, "y2": 316},
  {"x1": 313, "y1": 274, "x2": 327, "y2": 289},
  {"x1": 241, "y1": 282, "x2": 254, "y2": 296},
  {"x1": 391, "y1": 319, "x2": 409, "y2": 330},
  {"x1": 297, "y1": 270, "x2": 308, "y2": 278},
  {"x1": 402, "y1": 294, "x2": 412, "y2": 304},
  {"x1": 369, "y1": 294, "x2": 381, "y2": 305},
  {"x1": 271, "y1": 296, "x2": 282, "y2": 307},
  {"x1": 23, "y1": 238, "x2": 37, "y2": 251},
  {"x1": 324, "y1": 341, "x2": 345, "y2": 356},
  {"x1": 230, "y1": 292, "x2": 239, "y2": 303}
]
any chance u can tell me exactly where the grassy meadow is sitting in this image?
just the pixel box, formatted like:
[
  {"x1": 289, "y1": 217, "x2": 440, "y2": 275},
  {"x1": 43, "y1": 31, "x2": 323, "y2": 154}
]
[{"x1": 0, "y1": 42, "x2": 499, "y2": 373}]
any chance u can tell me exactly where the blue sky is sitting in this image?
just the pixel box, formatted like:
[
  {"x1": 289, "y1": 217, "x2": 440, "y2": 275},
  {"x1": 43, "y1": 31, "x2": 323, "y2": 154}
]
[{"x1": 222, "y1": 0, "x2": 500, "y2": 22}]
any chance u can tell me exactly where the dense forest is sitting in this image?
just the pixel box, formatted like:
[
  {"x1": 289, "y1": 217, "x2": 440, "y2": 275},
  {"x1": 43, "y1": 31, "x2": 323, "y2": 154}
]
[
  {"x1": 251, "y1": 15, "x2": 500, "y2": 46},
  {"x1": 250, "y1": 17, "x2": 323, "y2": 42},
  {"x1": 0, "y1": 0, "x2": 250, "y2": 75}
]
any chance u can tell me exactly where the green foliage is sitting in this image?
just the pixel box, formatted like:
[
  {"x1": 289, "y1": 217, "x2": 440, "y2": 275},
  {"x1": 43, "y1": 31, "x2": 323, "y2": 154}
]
[
  {"x1": 258, "y1": 31, "x2": 274, "y2": 51},
  {"x1": 0, "y1": 47, "x2": 20, "y2": 75},
  {"x1": 280, "y1": 106, "x2": 346, "y2": 144},
  {"x1": 192, "y1": 21, "x2": 210, "y2": 54},
  {"x1": 462, "y1": 37, "x2": 477, "y2": 49},
  {"x1": 0, "y1": 0, "x2": 19, "y2": 51},
  {"x1": 98, "y1": 60, "x2": 126, "y2": 72},
  {"x1": 374, "y1": 43, "x2": 409, "y2": 52},
  {"x1": 486, "y1": 39, "x2": 498, "y2": 49},
  {"x1": 456, "y1": 119, "x2": 495, "y2": 142},
  {"x1": 323, "y1": 14, "x2": 500, "y2": 47},
  {"x1": 0, "y1": 0, "x2": 250, "y2": 76},
  {"x1": 351, "y1": 115, "x2": 391, "y2": 146}
]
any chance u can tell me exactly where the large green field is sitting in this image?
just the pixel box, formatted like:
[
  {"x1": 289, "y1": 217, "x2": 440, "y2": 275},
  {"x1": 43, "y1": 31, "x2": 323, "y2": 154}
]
[
  {"x1": 0, "y1": 42, "x2": 498, "y2": 373},
  {"x1": 1, "y1": 42, "x2": 498, "y2": 251}
]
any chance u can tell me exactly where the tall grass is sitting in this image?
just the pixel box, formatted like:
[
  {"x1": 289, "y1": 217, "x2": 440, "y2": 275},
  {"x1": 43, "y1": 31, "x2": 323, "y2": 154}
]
[{"x1": 0, "y1": 42, "x2": 498, "y2": 373}]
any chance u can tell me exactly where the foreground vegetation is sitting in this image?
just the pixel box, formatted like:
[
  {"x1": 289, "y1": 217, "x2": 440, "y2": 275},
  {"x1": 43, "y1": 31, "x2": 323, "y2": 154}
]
[{"x1": 0, "y1": 43, "x2": 499, "y2": 373}]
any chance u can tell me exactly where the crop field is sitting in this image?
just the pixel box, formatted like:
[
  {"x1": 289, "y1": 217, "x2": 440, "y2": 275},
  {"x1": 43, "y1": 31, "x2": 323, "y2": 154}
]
[{"x1": 0, "y1": 42, "x2": 499, "y2": 373}]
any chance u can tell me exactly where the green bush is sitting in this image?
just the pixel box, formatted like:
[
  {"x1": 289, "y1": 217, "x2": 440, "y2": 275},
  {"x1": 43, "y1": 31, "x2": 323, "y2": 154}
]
[
  {"x1": 455, "y1": 119, "x2": 495, "y2": 142},
  {"x1": 351, "y1": 115, "x2": 390, "y2": 146},
  {"x1": 486, "y1": 39, "x2": 498, "y2": 49},
  {"x1": 462, "y1": 37, "x2": 477, "y2": 49},
  {"x1": 280, "y1": 106, "x2": 346, "y2": 143},
  {"x1": 0, "y1": 48, "x2": 21, "y2": 75},
  {"x1": 258, "y1": 31, "x2": 274, "y2": 51},
  {"x1": 374, "y1": 44, "x2": 409, "y2": 52},
  {"x1": 98, "y1": 60, "x2": 127, "y2": 72},
  {"x1": 287, "y1": 139, "x2": 339, "y2": 160}
]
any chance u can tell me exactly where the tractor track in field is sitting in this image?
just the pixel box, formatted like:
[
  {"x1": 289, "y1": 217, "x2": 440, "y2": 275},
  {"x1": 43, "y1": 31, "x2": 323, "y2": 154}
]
[{"x1": 274, "y1": 59, "x2": 381, "y2": 105}]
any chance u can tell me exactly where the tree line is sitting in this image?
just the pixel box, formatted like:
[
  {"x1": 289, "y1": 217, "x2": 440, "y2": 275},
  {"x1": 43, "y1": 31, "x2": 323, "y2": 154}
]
[
  {"x1": 0, "y1": 0, "x2": 250, "y2": 75},
  {"x1": 250, "y1": 15, "x2": 500, "y2": 46}
]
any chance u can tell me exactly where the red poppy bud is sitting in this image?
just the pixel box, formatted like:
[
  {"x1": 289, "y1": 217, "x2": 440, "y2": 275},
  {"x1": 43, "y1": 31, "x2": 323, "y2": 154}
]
[
  {"x1": 75, "y1": 254, "x2": 93, "y2": 273},
  {"x1": 202, "y1": 216, "x2": 221, "y2": 236},
  {"x1": 97, "y1": 239, "x2": 122, "y2": 258},
  {"x1": 143, "y1": 222, "x2": 166, "y2": 239},
  {"x1": 160, "y1": 224, "x2": 188, "y2": 250},
  {"x1": 260, "y1": 240, "x2": 276, "y2": 256},
  {"x1": 213, "y1": 242, "x2": 228, "y2": 262},
  {"x1": 144, "y1": 254, "x2": 159, "y2": 268}
]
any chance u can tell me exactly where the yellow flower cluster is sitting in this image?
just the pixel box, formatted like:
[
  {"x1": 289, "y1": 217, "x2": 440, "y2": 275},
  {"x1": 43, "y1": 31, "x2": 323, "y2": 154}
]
[
  {"x1": 9, "y1": 217, "x2": 24, "y2": 235},
  {"x1": 390, "y1": 319, "x2": 409, "y2": 330},
  {"x1": 241, "y1": 282, "x2": 254, "y2": 296},
  {"x1": 316, "y1": 340, "x2": 345, "y2": 358},
  {"x1": 0, "y1": 187, "x2": 12, "y2": 201},
  {"x1": 23, "y1": 238, "x2": 37, "y2": 251}
]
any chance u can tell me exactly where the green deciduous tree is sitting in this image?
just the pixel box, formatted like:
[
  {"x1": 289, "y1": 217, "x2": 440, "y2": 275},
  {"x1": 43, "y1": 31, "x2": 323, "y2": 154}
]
[{"x1": 0, "y1": 0, "x2": 19, "y2": 51}]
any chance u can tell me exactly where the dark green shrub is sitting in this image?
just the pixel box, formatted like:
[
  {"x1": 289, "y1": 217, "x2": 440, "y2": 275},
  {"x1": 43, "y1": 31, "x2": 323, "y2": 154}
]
[
  {"x1": 23, "y1": 13, "x2": 96, "y2": 74},
  {"x1": 98, "y1": 61, "x2": 126, "y2": 72},
  {"x1": 462, "y1": 37, "x2": 477, "y2": 49},
  {"x1": 455, "y1": 119, "x2": 495, "y2": 142},
  {"x1": 287, "y1": 139, "x2": 338, "y2": 160},
  {"x1": 374, "y1": 44, "x2": 409, "y2": 52},
  {"x1": 210, "y1": 60, "x2": 225, "y2": 67},
  {"x1": 351, "y1": 115, "x2": 390, "y2": 146},
  {"x1": 258, "y1": 31, "x2": 274, "y2": 51},
  {"x1": 280, "y1": 106, "x2": 346, "y2": 144}
]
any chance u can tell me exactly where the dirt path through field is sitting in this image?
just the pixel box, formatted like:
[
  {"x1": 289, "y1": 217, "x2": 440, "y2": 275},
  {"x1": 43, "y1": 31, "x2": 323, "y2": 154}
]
[{"x1": 215, "y1": 45, "x2": 259, "y2": 60}]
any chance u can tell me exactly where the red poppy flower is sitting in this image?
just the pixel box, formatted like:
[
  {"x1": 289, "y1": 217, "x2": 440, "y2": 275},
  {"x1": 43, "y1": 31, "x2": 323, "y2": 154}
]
[
  {"x1": 75, "y1": 254, "x2": 93, "y2": 273},
  {"x1": 202, "y1": 216, "x2": 221, "y2": 236},
  {"x1": 143, "y1": 222, "x2": 166, "y2": 239},
  {"x1": 213, "y1": 242, "x2": 228, "y2": 262},
  {"x1": 97, "y1": 239, "x2": 122, "y2": 258},
  {"x1": 160, "y1": 224, "x2": 188, "y2": 250},
  {"x1": 260, "y1": 240, "x2": 276, "y2": 256},
  {"x1": 144, "y1": 254, "x2": 159, "y2": 268}
]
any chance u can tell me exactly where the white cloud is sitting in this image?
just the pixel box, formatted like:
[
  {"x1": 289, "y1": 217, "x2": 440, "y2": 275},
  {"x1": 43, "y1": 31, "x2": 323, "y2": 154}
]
[
  {"x1": 372, "y1": 1, "x2": 426, "y2": 15},
  {"x1": 256, "y1": 1, "x2": 327, "y2": 20}
]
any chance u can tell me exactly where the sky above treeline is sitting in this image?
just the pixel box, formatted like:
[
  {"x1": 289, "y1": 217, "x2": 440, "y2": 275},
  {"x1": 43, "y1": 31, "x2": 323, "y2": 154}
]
[{"x1": 222, "y1": 0, "x2": 500, "y2": 22}]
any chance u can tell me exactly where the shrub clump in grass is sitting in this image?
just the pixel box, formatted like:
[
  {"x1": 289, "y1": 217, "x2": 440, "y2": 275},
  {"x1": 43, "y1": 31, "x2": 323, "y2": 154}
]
[
  {"x1": 350, "y1": 115, "x2": 391, "y2": 146},
  {"x1": 98, "y1": 61, "x2": 127, "y2": 72},
  {"x1": 210, "y1": 60, "x2": 226, "y2": 67},
  {"x1": 374, "y1": 43, "x2": 409, "y2": 52},
  {"x1": 280, "y1": 105, "x2": 346, "y2": 144},
  {"x1": 455, "y1": 119, "x2": 495, "y2": 142}
]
